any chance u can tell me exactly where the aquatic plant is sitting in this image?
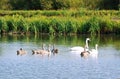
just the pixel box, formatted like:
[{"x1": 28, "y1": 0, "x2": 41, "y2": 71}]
[{"x1": 0, "y1": 10, "x2": 119, "y2": 35}]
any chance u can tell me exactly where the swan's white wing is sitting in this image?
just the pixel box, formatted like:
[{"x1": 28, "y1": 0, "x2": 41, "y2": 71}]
[
  {"x1": 89, "y1": 49, "x2": 98, "y2": 58},
  {"x1": 70, "y1": 46, "x2": 84, "y2": 51},
  {"x1": 91, "y1": 49, "x2": 98, "y2": 54}
]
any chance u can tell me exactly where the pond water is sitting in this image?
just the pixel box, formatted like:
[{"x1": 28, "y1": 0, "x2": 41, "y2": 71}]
[{"x1": 0, "y1": 34, "x2": 120, "y2": 79}]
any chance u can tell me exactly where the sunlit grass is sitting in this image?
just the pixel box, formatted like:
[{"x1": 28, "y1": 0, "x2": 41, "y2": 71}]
[{"x1": 0, "y1": 10, "x2": 120, "y2": 35}]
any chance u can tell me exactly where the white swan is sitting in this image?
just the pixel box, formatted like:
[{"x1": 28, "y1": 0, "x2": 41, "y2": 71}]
[
  {"x1": 89, "y1": 44, "x2": 98, "y2": 58},
  {"x1": 70, "y1": 38, "x2": 90, "y2": 52}
]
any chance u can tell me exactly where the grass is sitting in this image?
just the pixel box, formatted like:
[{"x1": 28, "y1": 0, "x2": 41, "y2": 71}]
[{"x1": 0, "y1": 10, "x2": 120, "y2": 35}]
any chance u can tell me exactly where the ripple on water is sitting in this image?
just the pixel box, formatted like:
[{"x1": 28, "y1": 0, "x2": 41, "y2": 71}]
[{"x1": 0, "y1": 42, "x2": 120, "y2": 79}]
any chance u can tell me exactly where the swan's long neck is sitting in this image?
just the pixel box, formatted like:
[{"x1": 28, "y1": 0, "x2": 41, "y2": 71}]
[
  {"x1": 48, "y1": 45, "x2": 51, "y2": 56},
  {"x1": 95, "y1": 44, "x2": 98, "y2": 51}
]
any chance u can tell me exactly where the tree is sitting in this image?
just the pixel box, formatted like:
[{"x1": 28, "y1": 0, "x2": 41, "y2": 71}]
[
  {"x1": 0, "y1": 0, "x2": 119, "y2": 10},
  {"x1": 52, "y1": 0, "x2": 70, "y2": 10},
  {"x1": 100, "y1": 0, "x2": 119, "y2": 10},
  {"x1": 69, "y1": 0, "x2": 84, "y2": 9},
  {"x1": 10, "y1": 0, "x2": 26, "y2": 10},
  {"x1": 40, "y1": 0, "x2": 53, "y2": 10},
  {"x1": 0, "y1": 0, "x2": 12, "y2": 10}
]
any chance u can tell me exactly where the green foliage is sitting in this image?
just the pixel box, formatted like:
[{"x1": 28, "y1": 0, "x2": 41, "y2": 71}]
[
  {"x1": 0, "y1": 10, "x2": 119, "y2": 17},
  {"x1": 40, "y1": 0, "x2": 53, "y2": 10},
  {"x1": 0, "y1": 18, "x2": 8, "y2": 33},
  {"x1": 65, "y1": 20, "x2": 77, "y2": 34},
  {"x1": 0, "y1": 0, "x2": 119, "y2": 10},
  {"x1": 52, "y1": 0, "x2": 70, "y2": 10},
  {"x1": 88, "y1": 16, "x2": 100, "y2": 34},
  {"x1": 0, "y1": 0, "x2": 12, "y2": 10},
  {"x1": 100, "y1": 0, "x2": 119, "y2": 10},
  {"x1": 114, "y1": 21, "x2": 120, "y2": 34},
  {"x1": 99, "y1": 17, "x2": 116, "y2": 34},
  {"x1": 0, "y1": 10, "x2": 119, "y2": 35}
]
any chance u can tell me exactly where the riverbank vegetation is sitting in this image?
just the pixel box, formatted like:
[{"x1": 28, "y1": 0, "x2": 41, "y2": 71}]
[
  {"x1": 0, "y1": 0, "x2": 119, "y2": 10},
  {"x1": 0, "y1": 0, "x2": 119, "y2": 35},
  {"x1": 0, "y1": 10, "x2": 120, "y2": 35}
]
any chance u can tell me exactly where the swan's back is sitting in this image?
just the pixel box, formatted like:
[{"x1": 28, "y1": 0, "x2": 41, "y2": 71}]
[
  {"x1": 70, "y1": 38, "x2": 90, "y2": 51},
  {"x1": 70, "y1": 46, "x2": 84, "y2": 51},
  {"x1": 89, "y1": 44, "x2": 98, "y2": 58}
]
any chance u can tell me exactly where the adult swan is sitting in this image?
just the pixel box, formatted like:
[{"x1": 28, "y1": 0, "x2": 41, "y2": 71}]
[
  {"x1": 70, "y1": 38, "x2": 90, "y2": 52},
  {"x1": 89, "y1": 44, "x2": 98, "y2": 58}
]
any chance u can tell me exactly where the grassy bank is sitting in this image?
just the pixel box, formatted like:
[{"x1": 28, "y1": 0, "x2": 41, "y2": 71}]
[
  {"x1": 0, "y1": 10, "x2": 120, "y2": 35},
  {"x1": 0, "y1": 10, "x2": 120, "y2": 17}
]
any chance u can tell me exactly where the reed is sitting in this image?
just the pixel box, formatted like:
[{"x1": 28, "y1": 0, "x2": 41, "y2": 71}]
[
  {"x1": 0, "y1": 18, "x2": 8, "y2": 33},
  {"x1": 0, "y1": 10, "x2": 119, "y2": 17},
  {"x1": 82, "y1": 16, "x2": 100, "y2": 35},
  {"x1": 0, "y1": 10, "x2": 119, "y2": 35}
]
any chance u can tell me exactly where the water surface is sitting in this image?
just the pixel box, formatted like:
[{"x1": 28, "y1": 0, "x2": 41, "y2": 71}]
[{"x1": 0, "y1": 34, "x2": 120, "y2": 79}]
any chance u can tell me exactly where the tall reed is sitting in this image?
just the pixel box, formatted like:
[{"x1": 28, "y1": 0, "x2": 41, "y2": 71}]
[
  {"x1": 0, "y1": 10, "x2": 119, "y2": 17},
  {"x1": 0, "y1": 11, "x2": 119, "y2": 35}
]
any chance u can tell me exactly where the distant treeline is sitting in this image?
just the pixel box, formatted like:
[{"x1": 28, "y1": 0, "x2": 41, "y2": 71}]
[{"x1": 0, "y1": 0, "x2": 119, "y2": 10}]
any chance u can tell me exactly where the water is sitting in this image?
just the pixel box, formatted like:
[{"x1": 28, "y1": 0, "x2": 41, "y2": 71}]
[{"x1": 0, "y1": 34, "x2": 120, "y2": 79}]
